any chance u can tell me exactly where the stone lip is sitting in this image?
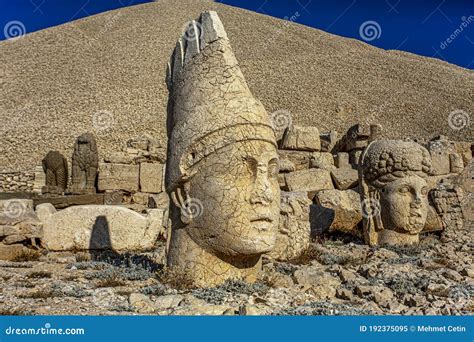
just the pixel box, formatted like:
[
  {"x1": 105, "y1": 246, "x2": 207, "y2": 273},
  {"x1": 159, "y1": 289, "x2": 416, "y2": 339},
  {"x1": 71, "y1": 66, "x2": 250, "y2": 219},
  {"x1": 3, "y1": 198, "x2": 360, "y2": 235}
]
[{"x1": 39, "y1": 204, "x2": 164, "y2": 252}]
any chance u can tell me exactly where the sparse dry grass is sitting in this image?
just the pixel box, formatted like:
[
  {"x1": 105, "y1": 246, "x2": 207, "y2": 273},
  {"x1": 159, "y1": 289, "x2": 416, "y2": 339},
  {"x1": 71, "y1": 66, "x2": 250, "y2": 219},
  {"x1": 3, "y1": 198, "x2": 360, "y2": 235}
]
[
  {"x1": 27, "y1": 271, "x2": 52, "y2": 279},
  {"x1": 12, "y1": 250, "x2": 41, "y2": 262},
  {"x1": 156, "y1": 267, "x2": 195, "y2": 290}
]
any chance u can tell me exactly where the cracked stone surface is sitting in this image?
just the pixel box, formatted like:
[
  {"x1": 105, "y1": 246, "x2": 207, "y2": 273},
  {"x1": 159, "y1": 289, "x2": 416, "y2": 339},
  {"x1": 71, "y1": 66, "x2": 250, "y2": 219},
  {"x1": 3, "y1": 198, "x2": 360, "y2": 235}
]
[{"x1": 165, "y1": 11, "x2": 280, "y2": 287}]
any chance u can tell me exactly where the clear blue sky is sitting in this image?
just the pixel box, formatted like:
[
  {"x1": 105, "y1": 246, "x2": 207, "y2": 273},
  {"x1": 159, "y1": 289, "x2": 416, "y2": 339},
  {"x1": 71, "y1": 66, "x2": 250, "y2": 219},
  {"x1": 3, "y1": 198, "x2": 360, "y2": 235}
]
[{"x1": 0, "y1": 0, "x2": 473, "y2": 69}]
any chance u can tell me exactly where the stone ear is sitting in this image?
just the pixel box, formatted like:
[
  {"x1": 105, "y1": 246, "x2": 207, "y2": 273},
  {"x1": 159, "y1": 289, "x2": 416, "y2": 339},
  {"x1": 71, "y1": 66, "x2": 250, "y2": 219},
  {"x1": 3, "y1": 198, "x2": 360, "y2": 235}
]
[{"x1": 171, "y1": 184, "x2": 192, "y2": 225}]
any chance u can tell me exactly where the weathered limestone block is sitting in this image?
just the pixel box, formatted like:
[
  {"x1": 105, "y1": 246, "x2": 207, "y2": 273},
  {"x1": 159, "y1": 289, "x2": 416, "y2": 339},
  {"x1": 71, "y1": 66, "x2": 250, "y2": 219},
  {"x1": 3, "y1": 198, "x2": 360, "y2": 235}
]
[
  {"x1": 104, "y1": 152, "x2": 135, "y2": 165},
  {"x1": 449, "y1": 153, "x2": 464, "y2": 174},
  {"x1": 281, "y1": 125, "x2": 321, "y2": 151},
  {"x1": 32, "y1": 165, "x2": 46, "y2": 193},
  {"x1": 132, "y1": 192, "x2": 150, "y2": 206},
  {"x1": 0, "y1": 243, "x2": 29, "y2": 261},
  {"x1": 313, "y1": 189, "x2": 362, "y2": 235},
  {"x1": 285, "y1": 169, "x2": 333, "y2": 199},
  {"x1": 279, "y1": 159, "x2": 296, "y2": 173},
  {"x1": 165, "y1": 11, "x2": 280, "y2": 287},
  {"x1": 39, "y1": 204, "x2": 164, "y2": 251},
  {"x1": 430, "y1": 179, "x2": 465, "y2": 238},
  {"x1": 70, "y1": 133, "x2": 99, "y2": 194},
  {"x1": 335, "y1": 152, "x2": 350, "y2": 168},
  {"x1": 430, "y1": 150, "x2": 450, "y2": 176},
  {"x1": 330, "y1": 167, "x2": 358, "y2": 190},
  {"x1": 148, "y1": 192, "x2": 170, "y2": 209},
  {"x1": 33, "y1": 193, "x2": 105, "y2": 209},
  {"x1": 277, "y1": 150, "x2": 312, "y2": 170},
  {"x1": 98, "y1": 163, "x2": 139, "y2": 192},
  {"x1": 268, "y1": 192, "x2": 312, "y2": 261},
  {"x1": 140, "y1": 163, "x2": 164, "y2": 193},
  {"x1": 359, "y1": 140, "x2": 433, "y2": 246},
  {"x1": 320, "y1": 131, "x2": 338, "y2": 153},
  {"x1": 310, "y1": 152, "x2": 335, "y2": 170}
]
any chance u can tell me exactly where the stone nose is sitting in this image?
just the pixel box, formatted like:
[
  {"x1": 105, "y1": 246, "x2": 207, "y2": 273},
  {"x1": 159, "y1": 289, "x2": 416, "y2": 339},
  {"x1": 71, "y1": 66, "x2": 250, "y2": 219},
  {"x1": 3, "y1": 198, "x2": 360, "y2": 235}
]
[{"x1": 249, "y1": 170, "x2": 274, "y2": 205}]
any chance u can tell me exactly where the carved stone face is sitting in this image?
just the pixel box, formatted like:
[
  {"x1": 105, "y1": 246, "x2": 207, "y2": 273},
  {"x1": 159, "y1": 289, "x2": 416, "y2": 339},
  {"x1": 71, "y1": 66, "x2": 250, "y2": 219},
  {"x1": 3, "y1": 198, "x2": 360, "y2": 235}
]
[
  {"x1": 379, "y1": 175, "x2": 429, "y2": 234},
  {"x1": 183, "y1": 140, "x2": 280, "y2": 257}
]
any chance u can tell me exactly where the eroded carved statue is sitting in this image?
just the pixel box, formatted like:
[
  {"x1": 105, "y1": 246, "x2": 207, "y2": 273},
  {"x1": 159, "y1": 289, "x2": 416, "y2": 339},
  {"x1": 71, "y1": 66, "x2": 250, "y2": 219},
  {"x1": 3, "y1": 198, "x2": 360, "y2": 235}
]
[
  {"x1": 42, "y1": 151, "x2": 68, "y2": 194},
  {"x1": 165, "y1": 11, "x2": 280, "y2": 287},
  {"x1": 359, "y1": 139, "x2": 433, "y2": 246},
  {"x1": 69, "y1": 133, "x2": 99, "y2": 194}
]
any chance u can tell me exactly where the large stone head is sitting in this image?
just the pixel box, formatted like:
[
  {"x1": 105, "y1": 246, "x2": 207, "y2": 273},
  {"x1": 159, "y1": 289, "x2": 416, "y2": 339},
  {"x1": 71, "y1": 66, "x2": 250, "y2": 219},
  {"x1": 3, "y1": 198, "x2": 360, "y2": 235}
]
[
  {"x1": 359, "y1": 139, "x2": 432, "y2": 245},
  {"x1": 165, "y1": 11, "x2": 280, "y2": 276}
]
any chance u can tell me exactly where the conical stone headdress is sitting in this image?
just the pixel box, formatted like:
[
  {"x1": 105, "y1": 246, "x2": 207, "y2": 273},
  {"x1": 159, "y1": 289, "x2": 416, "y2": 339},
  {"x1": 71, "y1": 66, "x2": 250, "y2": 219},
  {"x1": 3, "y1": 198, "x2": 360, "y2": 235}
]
[{"x1": 165, "y1": 11, "x2": 277, "y2": 192}]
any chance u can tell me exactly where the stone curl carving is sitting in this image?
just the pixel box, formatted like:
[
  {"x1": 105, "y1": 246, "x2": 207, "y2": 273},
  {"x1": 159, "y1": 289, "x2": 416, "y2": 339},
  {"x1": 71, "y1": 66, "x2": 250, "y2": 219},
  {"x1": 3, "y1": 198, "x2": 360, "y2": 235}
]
[
  {"x1": 359, "y1": 139, "x2": 432, "y2": 246},
  {"x1": 165, "y1": 11, "x2": 280, "y2": 287}
]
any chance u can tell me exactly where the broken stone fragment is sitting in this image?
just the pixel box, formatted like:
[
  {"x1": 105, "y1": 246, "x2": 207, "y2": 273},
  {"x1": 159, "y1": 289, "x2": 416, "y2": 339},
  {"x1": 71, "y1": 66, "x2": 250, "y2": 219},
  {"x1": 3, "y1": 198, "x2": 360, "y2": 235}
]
[
  {"x1": 39, "y1": 204, "x2": 164, "y2": 251},
  {"x1": 268, "y1": 192, "x2": 312, "y2": 261},
  {"x1": 98, "y1": 163, "x2": 139, "y2": 192},
  {"x1": 277, "y1": 150, "x2": 313, "y2": 170},
  {"x1": 139, "y1": 163, "x2": 164, "y2": 194},
  {"x1": 330, "y1": 167, "x2": 358, "y2": 190},
  {"x1": 310, "y1": 152, "x2": 335, "y2": 171},
  {"x1": 280, "y1": 125, "x2": 321, "y2": 151},
  {"x1": 312, "y1": 189, "x2": 362, "y2": 235},
  {"x1": 285, "y1": 169, "x2": 333, "y2": 199}
]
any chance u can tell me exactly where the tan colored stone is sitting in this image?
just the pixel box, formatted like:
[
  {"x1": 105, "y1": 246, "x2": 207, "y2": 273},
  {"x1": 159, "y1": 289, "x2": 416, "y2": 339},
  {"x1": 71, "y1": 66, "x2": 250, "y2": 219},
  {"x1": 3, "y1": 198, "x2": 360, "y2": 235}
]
[
  {"x1": 148, "y1": 192, "x2": 169, "y2": 209},
  {"x1": 449, "y1": 153, "x2": 464, "y2": 173},
  {"x1": 277, "y1": 150, "x2": 312, "y2": 170},
  {"x1": 335, "y1": 152, "x2": 350, "y2": 168},
  {"x1": 104, "y1": 152, "x2": 135, "y2": 164},
  {"x1": 281, "y1": 125, "x2": 320, "y2": 151},
  {"x1": 165, "y1": 11, "x2": 280, "y2": 287},
  {"x1": 268, "y1": 192, "x2": 312, "y2": 261},
  {"x1": 359, "y1": 140, "x2": 432, "y2": 246},
  {"x1": 40, "y1": 204, "x2": 164, "y2": 251},
  {"x1": 330, "y1": 167, "x2": 358, "y2": 190},
  {"x1": 313, "y1": 189, "x2": 362, "y2": 234},
  {"x1": 98, "y1": 163, "x2": 139, "y2": 192},
  {"x1": 310, "y1": 152, "x2": 335, "y2": 170},
  {"x1": 139, "y1": 163, "x2": 164, "y2": 193},
  {"x1": 0, "y1": 243, "x2": 29, "y2": 261},
  {"x1": 285, "y1": 169, "x2": 333, "y2": 199}
]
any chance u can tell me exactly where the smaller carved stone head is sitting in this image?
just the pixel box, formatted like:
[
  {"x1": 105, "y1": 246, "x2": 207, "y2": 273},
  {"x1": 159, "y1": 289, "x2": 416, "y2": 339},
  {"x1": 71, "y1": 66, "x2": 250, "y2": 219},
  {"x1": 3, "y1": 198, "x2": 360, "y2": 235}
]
[{"x1": 359, "y1": 139, "x2": 432, "y2": 245}]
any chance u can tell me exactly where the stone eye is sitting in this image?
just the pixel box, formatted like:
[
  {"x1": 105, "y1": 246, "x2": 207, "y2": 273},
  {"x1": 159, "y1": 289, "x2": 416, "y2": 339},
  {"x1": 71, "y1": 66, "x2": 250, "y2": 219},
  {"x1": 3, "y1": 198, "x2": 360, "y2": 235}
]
[
  {"x1": 268, "y1": 160, "x2": 279, "y2": 178},
  {"x1": 243, "y1": 157, "x2": 257, "y2": 175},
  {"x1": 399, "y1": 186, "x2": 410, "y2": 194},
  {"x1": 421, "y1": 187, "x2": 428, "y2": 196}
]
